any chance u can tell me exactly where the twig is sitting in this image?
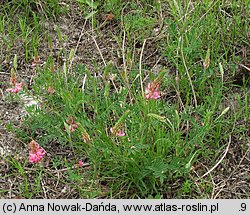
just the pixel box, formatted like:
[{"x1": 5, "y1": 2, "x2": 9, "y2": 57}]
[
  {"x1": 181, "y1": 37, "x2": 197, "y2": 108},
  {"x1": 139, "y1": 39, "x2": 147, "y2": 96},
  {"x1": 158, "y1": 0, "x2": 164, "y2": 33},
  {"x1": 226, "y1": 145, "x2": 250, "y2": 181},
  {"x1": 175, "y1": 36, "x2": 186, "y2": 112},
  {"x1": 120, "y1": 9, "x2": 134, "y2": 102},
  {"x1": 199, "y1": 163, "x2": 216, "y2": 199},
  {"x1": 220, "y1": 8, "x2": 232, "y2": 18},
  {"x1": 239, "y1": 64, "x2": 250, "y2": 72},
  {"x1": 8, "y1": 179, "x2": 13, "y2": 199},
  {"x1": 196, "y1": 135, "x2": 231, "y2": 181},
  {"x1": 120, "y1": 2, "x2": 130, "y2": 74},
  {"x1": 151, "y1": 56, "x2": 163, "y2": 72},
  {"x1": 68, "y1": 19, "x2": 88, "y2": 73},
  {"x1": 91, "y1": 34, "x2": 106, "y2": 67},
  {"x1": 82, "y1": 74, "x2": 87, "y2": 110},
  {"x1": 213, "y1": 186, "x2": 225, "y2": 199},
  {"x1": 82, "y1": 74, "x2": 87, "y2": 95},
  {"x1": 110, "y1": 77, "x2": 119, "y2": 94},
  {"x1": 41, "y1": 179, "x2": 47, "y2": 199},
  {"x1": 55, "y1": 171, "x2": 60, "y2": 188},
  {"x1": 122, "y1": 29, "x2": 127, "y2": 74},
  {"x1": 52, "y1": 163, "x2": 90, "y2": 173}
]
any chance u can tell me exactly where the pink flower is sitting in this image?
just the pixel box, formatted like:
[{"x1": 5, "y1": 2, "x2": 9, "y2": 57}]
[
  {"x1": 48, "y1": 86, "x2": 55, "y2": 94},
  {"x1": 31, "y1": 56, "x2": 41, "y2": 68},
  {"x1": 116, "y1": 130, "x2": 125, "y2": 137},
  {"x1": 145, "y1": 81, "x2": 160, "y2": 100},
  {"x1": 78, "y1": 160, "x2": 84, "y2": 167},
  {"x1": 10, "y1": 75, "x2": 17, "y2": 86},
  {"x1": 29, "y1": 140, "x2": 46, "y2": 163},
  {"x1": 110, "y1": 127, "x2": 125, "y2": 137},
  {"x1": 65, "y1": 116, "x2": 78, "y2": 133},
  {"x1": 69, "y1": 122, "x2": 78, "y2": 132},
  {"x1": 6, "y1": 82, "x2": 22, "y2": 94}
]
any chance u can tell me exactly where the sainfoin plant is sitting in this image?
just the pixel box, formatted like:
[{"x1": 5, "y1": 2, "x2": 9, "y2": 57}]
[
  {"x1": 6, "y1": 55, "x2": 23, "y2": 94},
  {"x1": 16, "y1": 55, "x2": 233, "y2": 198}
]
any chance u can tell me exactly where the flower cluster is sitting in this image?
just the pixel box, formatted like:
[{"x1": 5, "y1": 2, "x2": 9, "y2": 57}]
[
  {"x1": 6, "y1": 82, "x2": 22, "y2": 94},
  {"x1": 66, "y1": 116, "x2": 78, "y2": 132},
  {"x1": 110, "y1": 126, "x2": 125, "y2": 137},
  {"x1": 48, "y1": 86, "x2": 55, "y2": 94},
  {"x1": 110, "y1": 110, "x2": 130, "y2": 137},
  {"x1": 6, "y1": 70, "x2": 22, "y2": 94},
  {"x1": 145, "y1": 81, "x2": 160, "y2": 100},
  {"x1": 109, "y1": 80, "x2": 161, "y2": 137},
  {"x1": 82, "y1": 130, "x2": 90, "y2": 143},
  {"x1": 31, "y1": 56, "x2": 41, "y2": 67},
  {"x1": 29, "y1": 140, "x2": 46, "y2": 163},
  {"x1": 78, "y1": 160, "x2": 84, "y2": 167}
]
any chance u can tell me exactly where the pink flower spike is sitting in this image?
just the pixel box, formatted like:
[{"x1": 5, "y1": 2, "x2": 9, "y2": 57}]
[
  {"x1": 15, "y1": 82, "x2": 22, "y2": 91},
  {"x1": 69, "y1": 122, "x2": 78, "y2": 132},
  {"x1": 66, "y1": 116, "x2": 78, "y2": 133},
  {"x1": 145, "y1": 81, "x2": 161, "y2": 100},
  {"x1": 31, "y1": 56, "x2": 41, "y2": 68},
  {"x1": 116, "y1": 130, "x2": 125, "y2": 137},
  {"x1": 29, "y1": 140, "x2": 46, "y2": 163},
  {"x1": 69, "y1": 125, "x2": 75, "y2": 132},
  {"x1": 48, "y1": 86, "x2": 55, "y2": 94},
  {"x1": 72, "y1": 123, "x2": 78, "y2": 129},
  {"x1": 6, "y1": 82, "x2": 22, "y2": 94},
  {"x1": 110, "y1": 127, "x2": 126, "y2": 137},
  {"x1": 78, "y1": 160, "x2": 84, "y2": 167}
]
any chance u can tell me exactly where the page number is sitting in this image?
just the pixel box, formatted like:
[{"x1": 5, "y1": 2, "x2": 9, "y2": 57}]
[{"x1": 240, "y1": 203, "x2": 246, "y2": 211}]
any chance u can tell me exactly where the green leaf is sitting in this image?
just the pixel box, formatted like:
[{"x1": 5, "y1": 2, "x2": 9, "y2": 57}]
[
  {"x1": 64, "y1": 122, "x2": 71, "y2": 135},
  {"x1": 85, "y1": 10, "x2": 97, "y2": 20},
  {"x1": 69, "y1": 48, "x2": 74, "y2": 61},
  {"x1": 85, "y1": 0, "x2": 98, "y2": 9},
  {"x1": 77, "y1": 0, "x2": 98, "y2": 9},
  {"x1": 185, "y1": 151, "x2": 199, "y2": 170},
  {"x1": 148, "y1": 158, "x2": 168, "y2": 184},
  {"x1": 147, "y1": 113, "x2": 166, "y2": 122},
  {"x1": 76, "y1": 0, "x2": 86, "y2": 3},
  {"x1": 13, "y1": 54, "x2": 17, "y2": 69}
]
